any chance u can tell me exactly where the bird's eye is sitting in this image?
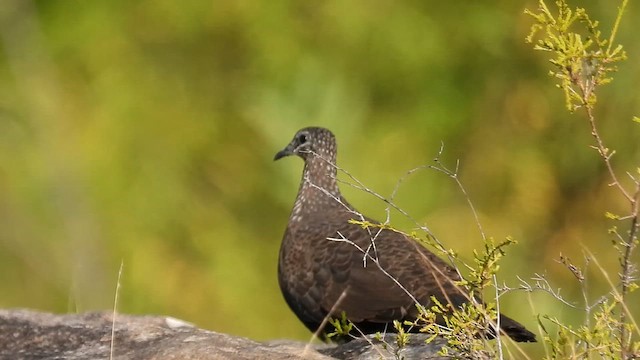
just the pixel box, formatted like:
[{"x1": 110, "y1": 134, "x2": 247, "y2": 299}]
[{"x1": 298, "y1": 134, "x2": 307, "y2": 144}]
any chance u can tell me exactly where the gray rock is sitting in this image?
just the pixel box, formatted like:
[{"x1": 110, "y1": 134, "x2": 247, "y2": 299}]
[
  {"x1": 317, "y1": 334, "x2": 449, "y2": 360},
  {"x1": 0, "y1": 309, "x2": 447, "y2": 360}
]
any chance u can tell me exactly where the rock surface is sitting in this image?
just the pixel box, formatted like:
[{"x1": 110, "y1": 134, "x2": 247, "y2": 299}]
[{"x1": 0, "y1": 309, "x2": 447, "y2": 360}]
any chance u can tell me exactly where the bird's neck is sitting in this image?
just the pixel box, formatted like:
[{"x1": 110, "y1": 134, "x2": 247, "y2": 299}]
[{"x1": 290, "y1": 154, "x2": 343, "y2": 222}]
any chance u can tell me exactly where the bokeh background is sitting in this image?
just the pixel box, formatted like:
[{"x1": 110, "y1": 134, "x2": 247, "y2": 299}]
[{"x1": 0, "y1": 0, "x2": 638, "y2": 356}]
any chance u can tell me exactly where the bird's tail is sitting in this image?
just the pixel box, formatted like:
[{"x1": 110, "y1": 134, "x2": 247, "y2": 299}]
[{"x1": 498, "y1": 314, "x2": 537, "y2": 342}]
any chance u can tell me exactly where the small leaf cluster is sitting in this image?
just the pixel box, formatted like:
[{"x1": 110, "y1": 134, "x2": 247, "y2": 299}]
[
  {"x1": 348, "y1": 218, "x2": 393, "y2": 231},
  {"x1": 525, "y1": 0, "x2": 627, "y2": 111},
  {"x1": 326, "y1": 311, "x2": 354, "y2": 340},
  {"x1": 410, "y1": 236, "x2": 517, "y2": 358},
  {"x1": 538, "y1": 300, "x2": 640, "y2": 359},
  {"x1": 459, "y1": 237, "x2": 517, "y2": 297},
  {"x1": 415, "y1": 298, "x2": 497, "y2": 359}
]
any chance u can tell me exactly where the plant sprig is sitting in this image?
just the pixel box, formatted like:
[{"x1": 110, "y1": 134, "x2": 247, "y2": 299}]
[
  {"x1": 525, "y1": 0, "x2": 627, "y2": 111},
  {"x1": 525, "y1": 0, "x2": 639, "y2": 358}
]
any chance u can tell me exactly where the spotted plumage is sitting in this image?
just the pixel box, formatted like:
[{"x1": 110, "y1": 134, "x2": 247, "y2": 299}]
[{"x1": 274, "y1": 127, "x2": 536, "y2": 343}]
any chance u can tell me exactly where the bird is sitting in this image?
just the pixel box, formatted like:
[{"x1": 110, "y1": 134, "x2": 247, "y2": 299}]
[{"x1": 274, "y1": 126, "x2": 536, "y2": 343}]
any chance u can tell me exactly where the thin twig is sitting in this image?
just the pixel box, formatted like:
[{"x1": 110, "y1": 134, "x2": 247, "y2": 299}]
[
  {"x1": 585, "y1": 106, "x2": 633, "y2": 202},
  {"x1": 514, "y1": 274, "x2": 580, "y2": 309},
  {"x1": 582, "y1": 81, "x2": 639, "y2": 353},
  {"x1": 492, "y1": 274, "x2": 504, "y2": 360},
  {"x1": 429, "y1": 146, "x2": 487, "y2": 242},
  {"x1": 607, "y1": 0, "x2": 630, "y2": 55},
  {"x1": 110, "y1": 260, "x2": 124, "y2": 360},
  {"x1": 304, "y1": 289, "x2": 351, "y2": 354}
]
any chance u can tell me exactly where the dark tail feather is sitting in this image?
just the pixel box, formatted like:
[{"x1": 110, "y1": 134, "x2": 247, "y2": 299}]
[{"x1": 498, "y1": 314, "x2": 537, "y2": 342}]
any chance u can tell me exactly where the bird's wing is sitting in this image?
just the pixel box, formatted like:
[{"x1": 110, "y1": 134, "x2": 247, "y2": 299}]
[{"x1": 311, "y1": 221, "x2": 470, "y2": 325}]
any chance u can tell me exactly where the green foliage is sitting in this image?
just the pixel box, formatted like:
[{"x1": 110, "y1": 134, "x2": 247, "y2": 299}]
[
  {"x1": 460, "y1": 237, "x2": 516, "y2": 297},
  {"x1": 406, "y1": 235, "x2": 518, "y2": 358},
  {"x1": 526, "y1": 0, "x2": 639, "y2": 358},
  {"x1": 348, "y1": 218, "x2": 394, "y2": 231},
  {"x1": 393, "y1": 320, "x2": 410, "y2": 349},
  {"x1": 416, "y1": 297, "x2": 496, "y2": 359},
  {"x1": 525, "y1": 0, "x2": 627, "y2": 111},
  {"x1": 412, "y1": 230, "x2": 459, "y2": 261},
  {"x1": 539, "y1": 299, "x2": 640, "y2": 359},
  {"x1": 326, "y1": 311, "x2": 354, "y2": 340}
]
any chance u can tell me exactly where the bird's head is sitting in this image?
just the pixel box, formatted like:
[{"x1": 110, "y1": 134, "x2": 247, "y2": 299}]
[{"x1": 274, "y1": 127, "x2": 336, "y2": 162}]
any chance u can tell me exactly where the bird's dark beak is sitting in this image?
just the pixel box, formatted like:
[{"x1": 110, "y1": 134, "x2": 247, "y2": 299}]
[{"x1": 274, "y1": 143, "x2": 294, "y2": 161}]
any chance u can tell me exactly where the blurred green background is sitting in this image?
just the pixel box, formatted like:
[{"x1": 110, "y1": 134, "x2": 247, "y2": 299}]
[{"x1": 0, "y1": 0, "x2": 638, "y2": 354}]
